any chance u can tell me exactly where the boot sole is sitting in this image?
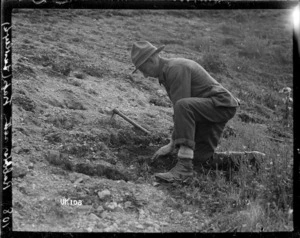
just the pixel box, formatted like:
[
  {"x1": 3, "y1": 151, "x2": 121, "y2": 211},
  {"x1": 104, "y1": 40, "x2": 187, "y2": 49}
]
[{"x1": 154, "y1": 174, "x2": 193, "y2": 183}]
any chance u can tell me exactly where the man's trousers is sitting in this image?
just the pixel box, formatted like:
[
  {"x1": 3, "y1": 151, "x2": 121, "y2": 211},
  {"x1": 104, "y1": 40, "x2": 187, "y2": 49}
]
[{"x1": 172, "y1": 97, "x2": 237, "y2": 163}]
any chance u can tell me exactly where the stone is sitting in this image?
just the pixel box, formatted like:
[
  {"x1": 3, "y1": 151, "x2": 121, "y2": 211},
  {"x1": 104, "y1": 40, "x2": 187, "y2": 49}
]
[
  {"x1": 160, "y1": 221, "x2": 169, "y2": 227},
  {"x1": 14, "y1": 147, "x2": 23, "y2": 154},
  {"x1": 45, "y1": 150, "x2": 63, "y2": 166},
  {"x1": 13, "y1": 165, "x2": 27, "y2": 178},
  {"x1": 28, "y1": 163, "x2": 34, "y2": 170},
  {"x1": 88, "y1": 213, "x2": 101, "y2": 222},
  {"x1": 98, "y1": 189, "x2": 111, "y2": 200},
  {"x1": 124, "y1": 201, "x2": 132, "y2": 209},
  {"x1": 183, "y1": 211, "x2": 192, "y2": 216},
  {"x1": 77, "y1": 205, "x2": 93, "y2": 213},
  {"x1": 105, "y1": 202, "x2": 118, "y2": 211},
  {"x1": 101, "y1": 211, "x2": 109, "y2": 219},
  {"x1": 135, "y1": 224, "x2": 144, "y2": 230},
  {"x1": 74, "y1": 177, "x2": 84, "y2": 184},
  {"x1": 12, "y1": 140, "x2": 17, "y2": 148},
  {"x1": 96, "y1": 205, "x2": 104, "y2": 213},
  {"x1": 103, "y1": 225, "x2": 115, "y2": 232},
  {"x1": 143, "y1": 220, "x2": 156, "y2": 226}
]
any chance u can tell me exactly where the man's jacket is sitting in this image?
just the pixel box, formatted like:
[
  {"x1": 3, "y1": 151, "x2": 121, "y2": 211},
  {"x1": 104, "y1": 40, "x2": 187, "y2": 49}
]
[{"x1": 158, "y1": 58, "x2": 240, "y2": 107}]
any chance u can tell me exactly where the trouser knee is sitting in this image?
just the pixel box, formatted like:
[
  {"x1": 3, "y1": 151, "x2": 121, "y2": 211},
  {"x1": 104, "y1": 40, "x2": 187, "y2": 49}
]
[{"x1": 174, "y1": 98, "x2": 191, "y2": 115}]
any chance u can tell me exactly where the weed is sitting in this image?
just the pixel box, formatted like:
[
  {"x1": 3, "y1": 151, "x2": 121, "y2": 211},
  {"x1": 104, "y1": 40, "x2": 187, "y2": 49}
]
[
  {"x1": 82, "y1": 65, "x2": 105, "y2": 78},
  {"x1": 14, "y1": 62, "x2": 36, "y2": 80},
  {"x1": 270, "y1": 45, "x2": 291, "y2": 65},
  {"x1": 219, "y1": 23, "x2": 232, "y2": 35},
  {"x1": 52, "y1": 61, "x2": 71, "y2": 76},
  {"x1": 232, "y1": 56, "x2": 251, "y2": 73},
  {"x1": 74, "y1": 72, "x2": 86, "y2": 80},
  {"x1": 13, "y1": 93, "x2": 36, "y2": 112},
  {"x1": 87, "y1": 88, "x2": 98, "y2": 96},
  {"x1": 71, "y1": 37, "x2": 81, "y2": 43},
  {"x1": 233, "y1": 11, "x2": 248, "y2": 23},
  {"x1": 45, "y1": 113, "x2": 78, "y2": 130},
  {"x1": 222, "y1": 38, "x2": 235, "y2": 46},
  {"x1": 159, "y1": 39, "x2": 184, "y2": 46},
  {"x1": 67, "y1": 78, "x2": 82, "y2": 87},
  {"x1": 166, "y1": 10, "x2": 189, "y2": 18},
  {"x1": 149, "y1": 96, "x2": 171, "y2": 108},
  {"x1": 192, "y1": 38, "x2": 211, "y2": 52}
]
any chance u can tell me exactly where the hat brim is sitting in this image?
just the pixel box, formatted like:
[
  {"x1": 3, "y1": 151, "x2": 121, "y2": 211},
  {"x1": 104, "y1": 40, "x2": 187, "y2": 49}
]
[{"x1": 132, "y1": 45, "x2": 165, "y2": 74}]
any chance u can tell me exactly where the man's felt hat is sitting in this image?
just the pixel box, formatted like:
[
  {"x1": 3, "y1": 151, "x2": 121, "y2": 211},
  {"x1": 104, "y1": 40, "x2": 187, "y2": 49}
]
[{"x1": 131, "y1": 41, "x2": 165, "y2": 74}]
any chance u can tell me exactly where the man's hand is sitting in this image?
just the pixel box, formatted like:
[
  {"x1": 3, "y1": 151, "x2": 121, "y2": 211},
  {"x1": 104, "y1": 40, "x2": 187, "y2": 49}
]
[{"x1": 151, "y1": 141, "x2": 174, "y2": 161}]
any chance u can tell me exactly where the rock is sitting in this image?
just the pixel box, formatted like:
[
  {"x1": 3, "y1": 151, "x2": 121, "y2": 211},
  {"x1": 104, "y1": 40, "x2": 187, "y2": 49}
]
[
  {"x1": 157, "y1": 90, "x2": 165, "y2": 97},
  {"x1": 85, "y1": 227, "x2": 93, "y2": 232},
  {"x1": 14, "y1": 147, "x2": 23, "y2": 154},
  {"x1": 105, "y1": 202, "x2": 118, "y2": 211},
  {"x1": 160, "y1": 221, "x2": 169, "y2": 227},
  {"x1": 139, "y1": 209, "x2": 146, "y2": 219},
  {"x1": 45, "y1": 150, "x2": 63, "y2": 166},
  {"x1": 98, "y1": 189, "x2": 111, "y2": 200},
  {"x1": 74, "y1": 177, "x2": 84, "y2": 185},
  {"x1": 103, "y1": 225, "x2": 116, "y2": 232},
  {"x1": 96, "y1": 205, "x2": 104, "y2": 213},
  {"x1": 101, "y1": 211, "x2": 109, "y2": 219},
  {"x1": 18, "y1": 182, "x2": 27, "y2": 194},
  {"x1": 88, "y1": 213, "x2": 101, "y2": 222},
  {"x1": 135, "y1": 224, "x2": 144, "y2": 230},
  {"x1": 12, "y1": 140, "x2": 17, "y2": 148},
  {"x1": 13, "y1": 165, "x2": 27, "y2": 178},
  {"x1": 13, "y1": 210, "x2": 23, "y2": 220},
  {"x1": 77, "y1": 205, "x2": 93, "y2": 213},
  {"x1": 69, "y1": 173, "x2": 77, "y2": 183},
  {"x1": 124, "y1": 201, "x2": 132, "y2": 209},
  {"x1": 143, "y1": 220, "x2": 156, "y2": 226},
  {"x1": 28, "y1": 163, "x2": 34, "y2": 170},
  {"x1": 183, "y1": 211, "x2": 192, "y2": 216}
]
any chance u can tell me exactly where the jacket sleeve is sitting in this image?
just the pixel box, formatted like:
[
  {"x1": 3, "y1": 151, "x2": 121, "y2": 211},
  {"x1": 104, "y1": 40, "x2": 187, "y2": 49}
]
[{"x1": 166, "y1": 64, "x2": 192, "y2": 106}]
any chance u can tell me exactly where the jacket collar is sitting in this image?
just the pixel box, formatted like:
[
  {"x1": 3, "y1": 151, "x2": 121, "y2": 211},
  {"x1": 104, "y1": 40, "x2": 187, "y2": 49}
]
[{"x1": 158, "y1": 57, "x2": 169, "y2": 85}]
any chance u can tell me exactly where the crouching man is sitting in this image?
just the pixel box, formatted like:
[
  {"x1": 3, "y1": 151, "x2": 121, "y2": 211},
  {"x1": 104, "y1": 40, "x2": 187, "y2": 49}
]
[{"x1": 130, "y1": 41, "x2": 240, "y2": 182}]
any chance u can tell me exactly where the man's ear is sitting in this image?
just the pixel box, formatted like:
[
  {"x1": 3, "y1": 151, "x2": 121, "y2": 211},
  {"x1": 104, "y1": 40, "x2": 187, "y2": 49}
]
[{"x1": 148, "y1": 56, "x2": 155, "y2": 64}]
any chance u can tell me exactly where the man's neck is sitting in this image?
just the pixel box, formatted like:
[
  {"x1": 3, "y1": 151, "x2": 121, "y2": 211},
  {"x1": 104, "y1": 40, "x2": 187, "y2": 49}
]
[{"x1": 157, "y1": 57, "x2": 168, "y2": 76}]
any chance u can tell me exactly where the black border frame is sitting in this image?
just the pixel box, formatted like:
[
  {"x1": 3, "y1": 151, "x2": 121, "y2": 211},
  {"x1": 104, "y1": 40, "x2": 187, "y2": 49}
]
[{"x1": 1, "y1": 1, "x2": 299, "y2": 237}]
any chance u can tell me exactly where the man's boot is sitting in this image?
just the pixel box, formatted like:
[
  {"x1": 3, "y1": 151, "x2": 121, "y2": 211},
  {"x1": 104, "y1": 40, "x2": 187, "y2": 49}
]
[{"x1": 154, "y1": 157, "x2": 193, "y2": 182}]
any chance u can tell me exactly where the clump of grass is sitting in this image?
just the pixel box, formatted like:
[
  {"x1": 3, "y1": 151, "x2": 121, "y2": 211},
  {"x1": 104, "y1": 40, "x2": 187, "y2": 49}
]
[
  {"x1": 219, "y1": 23, "x2": 235, "y2": 35},
  {"x1": 270, "y1": 45, "x2": 291, "y2": 65},
  {"x1": 201, "y1": 51, "x2": 227, "y2": 75},
  {"x1": 222, "y1": 38, "x2": 235, "y2": 46},
  {"x1": 14, "y1": 62, "x2": 36, "y2": 80},
  {"x1": 82, "y1": 65, "x2": 105, "y2": 78},
  {"x1": 45, "y1": 112, "x2": 79, "y2": 130},
  {"x1": 149, "y1": 96, "x2": 171, "y2": 107},
  {"x1": 160, "y1": 39, "x2": 184, "y2": 46},
  {"x1": 67, "y1": 78, "x2": 82, "y2": 87},
  {"x1": 165, "y1": 10, "x2": 189, "y2": 18},
  {"x1": 87, "y1": 88, "x2": 98, "y2": 96},
  {"x1": 239, "y1": 35, "x2": 269, "y2": 59},
  {"x1": 74, "y1": 72, "x2": 86, "y2": 80},
  {"x1": 170, "y1": 117, "x2": 293, "y2": 231},
  {"x1": 231, "y1": 56, "x2": 251, "y2": 73},
  {"x1": 51, "y1": 60, "x2": 71, "y2": 76},
  {"x1": 192, "y1": 38, "x2": 211, "y2": 52}
]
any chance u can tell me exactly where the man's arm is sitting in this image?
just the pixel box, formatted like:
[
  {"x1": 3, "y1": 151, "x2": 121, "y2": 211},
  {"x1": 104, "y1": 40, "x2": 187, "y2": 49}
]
[
  {"x1": 167, "y1": 64, "x2": 192, "y2": 106},
  {"x1": 166, "y1": 64, "x2": 192, "y2": 142}
]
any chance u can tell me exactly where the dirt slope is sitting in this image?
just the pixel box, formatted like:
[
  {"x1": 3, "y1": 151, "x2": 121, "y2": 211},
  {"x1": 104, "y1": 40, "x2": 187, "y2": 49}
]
[{"x1": 11, "y1": 9, "x2": 293, "y2": 232}]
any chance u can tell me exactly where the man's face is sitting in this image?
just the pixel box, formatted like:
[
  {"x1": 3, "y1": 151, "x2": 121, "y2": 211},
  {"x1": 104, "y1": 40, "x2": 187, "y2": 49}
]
[{"x1": 138, "y1": 59, "x2": 158, "y2": 78}]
